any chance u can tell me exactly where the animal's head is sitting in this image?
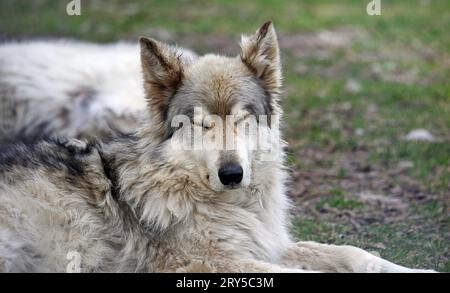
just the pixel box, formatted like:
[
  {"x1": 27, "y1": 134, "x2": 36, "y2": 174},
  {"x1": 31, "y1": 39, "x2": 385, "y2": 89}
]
[{"x1": 140, "y1": 21, "x2": 283, "y2": 192}]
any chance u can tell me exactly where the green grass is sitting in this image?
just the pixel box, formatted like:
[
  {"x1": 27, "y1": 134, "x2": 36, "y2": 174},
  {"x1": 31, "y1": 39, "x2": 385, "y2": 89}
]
[
  {"x1": 1, "y1": 1, "x2": 450, "y2": 50},
  {"x1": 1, "y1": 0, "x2": 448, "y2": 271},
  {"x1": 291, "y1": 218, "x2": 449, "y2": 271},
  {"x1": 316, "y1": 188, "x2": 363, "y2": 211}
]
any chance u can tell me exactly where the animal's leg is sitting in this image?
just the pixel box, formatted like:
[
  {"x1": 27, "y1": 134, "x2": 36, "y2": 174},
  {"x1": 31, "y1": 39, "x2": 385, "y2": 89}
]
[
  {"x1": 279, "y1": 241, "x2": 435, "y2": 273},
  {"x1": 176, "y1": 258, "x2": 316, "y2": 273}
]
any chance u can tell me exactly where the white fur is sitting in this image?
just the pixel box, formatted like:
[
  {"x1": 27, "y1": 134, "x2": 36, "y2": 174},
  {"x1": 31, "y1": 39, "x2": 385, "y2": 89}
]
[{"x1": 0, "y1": 40, "x2": 197, "y2": 117}]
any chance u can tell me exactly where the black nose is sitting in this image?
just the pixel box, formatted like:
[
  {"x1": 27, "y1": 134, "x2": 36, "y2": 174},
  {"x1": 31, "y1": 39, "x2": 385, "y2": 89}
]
[{"x1": 218, "y1": 164, "x2": 243, "y2": 186}]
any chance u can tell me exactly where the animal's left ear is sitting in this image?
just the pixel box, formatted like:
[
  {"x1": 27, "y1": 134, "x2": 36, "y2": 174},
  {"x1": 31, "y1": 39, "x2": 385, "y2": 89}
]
[
  {"x1": 140, "y1": 37, "x2": 184, "y2": 137},
  {"x1": 240, "y1": 21, "x2": 282, "y2": 102}
]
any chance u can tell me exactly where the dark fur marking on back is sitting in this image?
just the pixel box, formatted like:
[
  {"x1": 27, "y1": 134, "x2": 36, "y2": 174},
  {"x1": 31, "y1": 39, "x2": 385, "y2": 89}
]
[{"x1": 0, "y1": 138, "x2": 87, "y2": 177}]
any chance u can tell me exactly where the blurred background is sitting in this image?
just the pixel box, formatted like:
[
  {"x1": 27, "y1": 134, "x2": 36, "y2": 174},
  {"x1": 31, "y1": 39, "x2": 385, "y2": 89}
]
[{"x1": 1, "y1": 0, "x2": 449, "y2": 271}]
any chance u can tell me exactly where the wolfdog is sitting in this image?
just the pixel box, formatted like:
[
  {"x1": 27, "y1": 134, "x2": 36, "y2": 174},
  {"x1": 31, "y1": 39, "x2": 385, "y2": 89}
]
[{"x1": 0, "y1": 22, "x2": 433, "y2": 272}]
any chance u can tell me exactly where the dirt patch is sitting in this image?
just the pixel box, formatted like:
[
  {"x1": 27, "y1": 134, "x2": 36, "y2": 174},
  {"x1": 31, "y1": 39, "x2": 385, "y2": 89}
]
[
  {"x1": 159, "y1": 26, "x2": 366, "y2": 57},
  {"x1": 287, "y1": 147, "x2": 439, "y2": 222},
  {"x1": 279, "y1": 26, "x2": 365, "y2": 58}
]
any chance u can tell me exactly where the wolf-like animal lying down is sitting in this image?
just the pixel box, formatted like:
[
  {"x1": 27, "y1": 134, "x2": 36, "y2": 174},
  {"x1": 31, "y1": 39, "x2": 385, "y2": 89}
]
[{"x1": 0, "y1": 22, "x2": 433, "y2": 272}]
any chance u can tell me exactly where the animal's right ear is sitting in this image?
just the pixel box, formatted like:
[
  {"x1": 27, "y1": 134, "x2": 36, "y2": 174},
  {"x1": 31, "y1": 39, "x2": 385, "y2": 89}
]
[{"x1": 140, "y1": 37, "x2": 184, "y2": 134}]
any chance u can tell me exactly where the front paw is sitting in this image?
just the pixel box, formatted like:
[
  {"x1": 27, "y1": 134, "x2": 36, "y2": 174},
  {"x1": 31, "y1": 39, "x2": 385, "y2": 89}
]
[
  {"x1": 401, "y1": 268, "x2": 437, "y2": 273},
  {"x1": 366, "y1": 259, "x2": 437, "y2": 273}
]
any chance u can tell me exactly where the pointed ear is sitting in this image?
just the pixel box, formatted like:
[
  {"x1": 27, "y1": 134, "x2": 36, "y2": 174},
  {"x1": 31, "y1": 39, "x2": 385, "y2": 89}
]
[
  {"x1": 240, "y1": 21, "x2": 282, "y2": 102},
  {"x1": 140, "y1": 37, "x2": 184, "y2": 132}
]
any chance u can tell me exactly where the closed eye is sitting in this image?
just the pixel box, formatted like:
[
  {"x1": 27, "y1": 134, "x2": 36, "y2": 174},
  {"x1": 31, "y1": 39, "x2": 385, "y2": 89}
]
[
  {"x1": 203, "y1": 123, "x2": 212, "y2": 130},
  {"x1": 194, "y1": 121, "x2": 215, "y2": 130}
]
